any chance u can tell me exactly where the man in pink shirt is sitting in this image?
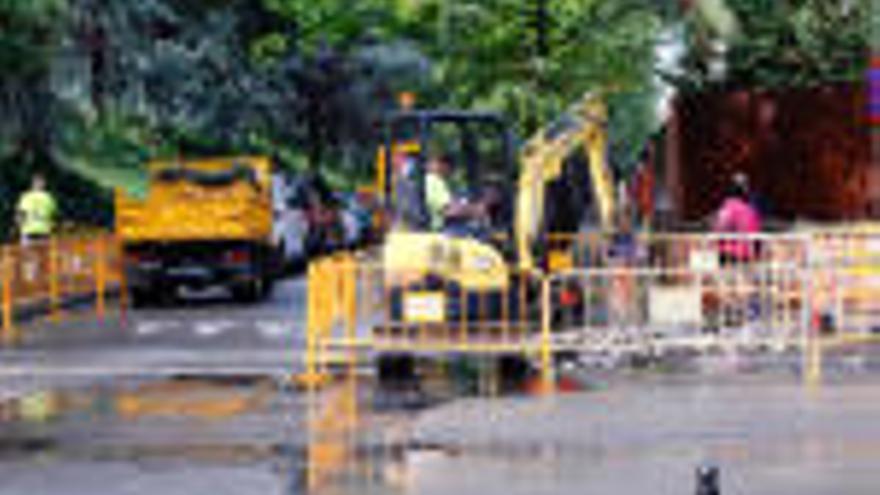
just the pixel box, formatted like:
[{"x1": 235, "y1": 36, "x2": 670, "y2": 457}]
[{"x1": 713, "y1": 175, "x2": 762, "y2": 264}]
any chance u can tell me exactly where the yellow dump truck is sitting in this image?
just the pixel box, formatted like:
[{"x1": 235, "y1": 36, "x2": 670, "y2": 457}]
[{"x1": 116, "y1": 157, "x2": 281, "y2": 305}]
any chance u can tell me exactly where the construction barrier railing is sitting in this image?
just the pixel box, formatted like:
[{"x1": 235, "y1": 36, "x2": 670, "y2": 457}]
[
  {"x1": 804, "y1": 228, "x2": 880, "y2": 382},
  {"x1": 0, "y1": 233, "x2": 126, "y2": 345},
  {"x1": 548, "y1": 231, "x2": 812, "y2": 347},
  {"x1": 302, "y1": 251, "x2": 554, "y2": 389},
  {"x1": 543, "y1": 231, "x2": 810, "y2": 272},
  {"x1": 303, "y1": 230, "x2": 879, "y2": 388},
  {"x1": 306, "y1": 370, "x2": 359, "y2": 492},
  {"x1": 809, "y1": 229, "x2": 880, "y2": 336},
  {"x1": 549, "y1": 264, "x2": 810, "y2": 359}
]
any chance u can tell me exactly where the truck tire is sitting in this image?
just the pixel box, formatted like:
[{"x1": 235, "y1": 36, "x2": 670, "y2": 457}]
[
  {"x1": 232, "y1": 278, "x2": 267, "y2": 303},
  {"x1": 261, "y1": 276, "x2": 275, "y2": 299},
  {"x1": 232, "y1": 283, "x2": 257, "y2": 303},
  {"x1": 130, "y1": 288, "x2": 157, "y2": 308}
]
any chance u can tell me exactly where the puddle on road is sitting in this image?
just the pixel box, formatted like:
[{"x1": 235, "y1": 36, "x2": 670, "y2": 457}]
[
  {"x1": 0, "y1": 363, "x2": 548, "y2": 494},
  {"x1": 0, "y1": 376, "x2": 285, "y2": 462},
  {"x1": 1, "y1": 367, "x2": 880, "y2": 495},
  {"x1": 0, "y1": 376, "x2": 277, "y2": 425}
]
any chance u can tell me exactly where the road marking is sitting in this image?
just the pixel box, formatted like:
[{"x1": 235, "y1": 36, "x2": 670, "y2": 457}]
[
  {"x1": 135, "y1": 321, "x2": 175, "y2": 337},
  {"x1": 194, "y1": 320, "x2": 236, "y2": 338},
  {"x1": 257, "y1": 321, "x2": 289, "y2": 339},
  {"x1": 0, "y1": 364, "x2": 302, "y2": 377}
]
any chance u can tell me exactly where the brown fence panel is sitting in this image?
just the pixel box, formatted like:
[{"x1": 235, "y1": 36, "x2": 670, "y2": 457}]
[{"x1": 670, "y1": 83, "x2": 872, "y2": 222}]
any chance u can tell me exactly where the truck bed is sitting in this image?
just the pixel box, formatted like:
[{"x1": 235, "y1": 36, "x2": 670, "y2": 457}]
[{"x1": 116, "y1": 157, "x2": 272, "y2": 243}]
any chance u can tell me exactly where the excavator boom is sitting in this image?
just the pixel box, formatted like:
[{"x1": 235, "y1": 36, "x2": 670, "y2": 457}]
[{"x1": 515, "y1": 93, "x2": 616, "y2": 270}]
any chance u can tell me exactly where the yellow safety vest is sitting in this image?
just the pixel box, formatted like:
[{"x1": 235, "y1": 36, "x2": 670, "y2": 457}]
[
  {"x1": 18, "y1": 190, "x2": 56, "y2": 236},
  {"x1": 425, "y1": 172, "x2": 452, "y2": 230}
]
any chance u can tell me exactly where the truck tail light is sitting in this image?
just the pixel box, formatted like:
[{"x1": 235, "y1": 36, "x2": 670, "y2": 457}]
[
  {"x1": 225, "y1": 249, "x2": 250, "y2": 264},
  {"x1": 128, "y1": 251, "x2": 157, "y2": 264}
]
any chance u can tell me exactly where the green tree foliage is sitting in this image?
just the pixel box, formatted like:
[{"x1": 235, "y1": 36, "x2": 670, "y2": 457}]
[
  {"x1": 0, "y1": 0, "x2": 67, "y2": 161},
  {"x1": 675, "y1": 0, "x2": 870, "y2": 90},
  {"x1": 401, "y1": 0, "x2": 674, "y2": 168},
  {"x1": 259, "y1": 0, "x2": 676, "y2": 170},
  {"x1": 0, "y1": 0, "x2": 67, "y2": 78},
  {"x1": 0, "y1": 0, "x2": 115, "y2": 239},
  {"x1": 0, "y1": 0, "x2": 869, "y2": 240}
]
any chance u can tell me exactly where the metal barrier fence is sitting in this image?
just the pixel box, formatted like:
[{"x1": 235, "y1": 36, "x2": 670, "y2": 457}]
[
  {"x1": 543, "y1": 231, "x2": 810, "y2": 272},
  {"x1": 0, "y1": 233, "x2": 126, "y2": 344},
  {"x1": 804, "y1": 228, "x2": 880, "y2": 381},
  {"x1": 306, "y1": 370, "x2": 359, "y2": 492},
  {"x1": 547, "y1": 232, "x2": 812, "y2": 354},
  {"x1": 302, "y1": 230, "x2": 879, "y2": 388},
  {"x1": 810, "y1": 229, "x2": 880, "y2": 335},
  {"x1": 548, "y1": 265, "x2": 810, "y2": 357},
  {"x1": 302, "y1": 252, "x2": 554, "y2": 390}
]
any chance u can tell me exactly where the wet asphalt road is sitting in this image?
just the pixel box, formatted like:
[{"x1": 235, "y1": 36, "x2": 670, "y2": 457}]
[
  {"x1": 2, "y1": 373, "x2": 880, "y2": 495},
  {"x1": 0, "y1": 277, "x2": 308, "y2": 378},
  {"x1": 0, "y1": 277, "x2": 310, "y2": 494},
  {"x1": 402, "y1": 375, "x2": 880, "y2": 495},
  {"x1": 2, "y1": 277, "x2": 880, "y2": 494}
]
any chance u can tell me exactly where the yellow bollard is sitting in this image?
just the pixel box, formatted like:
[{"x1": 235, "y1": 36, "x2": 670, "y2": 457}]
[
  {"x1": 95, "y1": 236, "x2": 107, "y2": 321},
  {"x1": 803, "y1": 265, "x2": 823, "y2": 389},
  {"x1": 539, "y1": 277, "x2": 555, "y2": 395},
  {"x1": 297, "y1": 260, "x2": 330, "y2": 388},
  {"x1": 343, "y1": 255, "x2": 358, "y2": 357},
  {"x1": 2, "y1": 247, "x2": 14, "y2": 345},
  {"x1": 805, "y1": 308, "x2": 823, "y2": 388},
  {"x1": 304, "y1": 262, "x2": 318, "y2": 382},
  {"x1": 116, "y1": 237, "x2": 129, "y2": 325},
  {"x1": 320, "y1": 258, "x2": 334, "y2": 378},
  {"x1": 49, "y1": 238, "x2": 61, "y2": 323}
]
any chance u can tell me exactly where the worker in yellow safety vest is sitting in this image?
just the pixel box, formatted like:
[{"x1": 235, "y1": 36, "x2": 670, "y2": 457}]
[
  {"x1": 16, "y1": 174, "x2": 57, "y2": 244},
  {"x1": 424, "y1": 154, "x2": 488, "y2": 232}
]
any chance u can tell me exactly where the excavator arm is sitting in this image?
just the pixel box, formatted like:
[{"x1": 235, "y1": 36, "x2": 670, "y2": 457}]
[{"x1": 515, "y1": 93, "x2": 616, "y2": 270}]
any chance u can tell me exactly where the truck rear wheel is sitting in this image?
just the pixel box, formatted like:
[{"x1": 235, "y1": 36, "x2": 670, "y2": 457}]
[
  {"x1": 261, "y1": 276, "x2": 275, "y2": 299},
  {"x1": 232, "y1": 283, "x2": 257, "y2": 303},
  {"x1": 232, "y1": 278, "x2": 268, "y2": 303},
  {"x1": 130, "y1": 288, "x2": 158, "y2": 308}
]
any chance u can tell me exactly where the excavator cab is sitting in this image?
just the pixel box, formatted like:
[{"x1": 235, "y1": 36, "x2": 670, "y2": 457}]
[
  {"x1": 381, "y1": 110, "x2": 517, "y2": 245},
  {"x1": 378, "y1": 93, "x2": 615, "y2": 297},
  {"x1": 379, "y1": 93, "x2": 615, "y2": 279}
]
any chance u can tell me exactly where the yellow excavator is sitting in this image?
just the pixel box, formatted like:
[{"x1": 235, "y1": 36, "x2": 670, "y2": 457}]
[
  {"x1": 377, "y1": 92, "x2": 616, "y2": 324},
  {"x1": 515, "y1": 93, "x2": 616, "y2": 271}
]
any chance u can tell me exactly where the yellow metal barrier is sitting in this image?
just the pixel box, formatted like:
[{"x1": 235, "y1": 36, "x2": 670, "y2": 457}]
[
  {"x1": 802, "y1": 227, "x2": 880, "y2": 384},
  {"x1": 301, "y1": 251, "x2": 555, "y2": 391},
  {"x1": 306, "y1": 371, "x2": 360, "y2": 491},
  {"x1": 0, "y1": 233, "x2": 125, "y2": 344},
  {"x1": 301, "y1": 230, "x2": 879, "y2": 390}
]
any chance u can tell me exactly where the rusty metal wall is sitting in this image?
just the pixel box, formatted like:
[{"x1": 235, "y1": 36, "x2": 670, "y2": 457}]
[{"x1": 668, "y1": 83, "x2": 873, "y2": 222}]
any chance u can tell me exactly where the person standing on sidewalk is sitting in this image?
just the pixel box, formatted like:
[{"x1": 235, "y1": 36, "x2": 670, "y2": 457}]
[
  {"x1": 16, "y1": 174, "x2": 56, "y2": 245},
  {"x1": 712, "y1": 174, "x2": 763, "y2": 330},
  {"x1": 713, "y1": 175, "x2": 762, "y2": 264}
]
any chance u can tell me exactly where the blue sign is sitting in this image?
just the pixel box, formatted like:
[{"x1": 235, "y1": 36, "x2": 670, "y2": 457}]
[{"x1": 872, "y1": 61, "x2": 880, "y2": 124}]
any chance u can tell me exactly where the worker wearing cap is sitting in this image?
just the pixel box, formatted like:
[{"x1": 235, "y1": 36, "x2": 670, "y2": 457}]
[{"x1": 17, "y1": 174, "x2": 57, "y2": 244}]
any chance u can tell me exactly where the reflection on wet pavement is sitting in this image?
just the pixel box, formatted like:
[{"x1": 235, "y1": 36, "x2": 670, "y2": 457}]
[
  {"x1": 0, "y1": 375, "x2": 303, "y2": 494},
  {"x1": 1, "y1": 369, "x2": 880, "y2": 495}
]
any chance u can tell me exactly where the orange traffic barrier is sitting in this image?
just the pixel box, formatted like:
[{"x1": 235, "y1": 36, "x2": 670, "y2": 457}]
[
  {"x1": 2, "y1": 246, "x2": 14, "y2": 344},
  {"x1": 0, "y1": 233, "x2": 125, "y2": 344}
]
